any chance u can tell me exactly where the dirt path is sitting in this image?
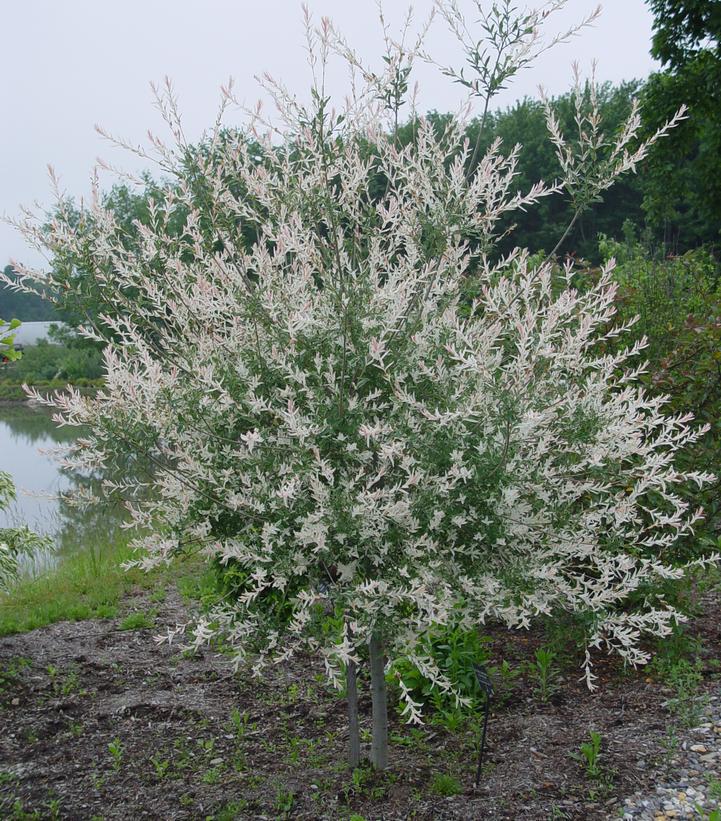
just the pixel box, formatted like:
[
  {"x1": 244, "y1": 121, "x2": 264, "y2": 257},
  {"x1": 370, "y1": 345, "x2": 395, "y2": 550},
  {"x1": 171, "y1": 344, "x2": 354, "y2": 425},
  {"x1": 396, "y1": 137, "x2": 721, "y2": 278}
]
[{"x1": 1, "y1": 585, "x2": 719, "y2": 820}]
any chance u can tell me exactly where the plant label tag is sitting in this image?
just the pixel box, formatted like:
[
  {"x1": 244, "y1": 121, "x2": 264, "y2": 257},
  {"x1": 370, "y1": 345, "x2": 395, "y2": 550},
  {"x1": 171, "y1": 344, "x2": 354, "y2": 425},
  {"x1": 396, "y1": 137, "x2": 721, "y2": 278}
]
[{"x1": 474, "y1": 663, "x2": 494, "y2": 699}]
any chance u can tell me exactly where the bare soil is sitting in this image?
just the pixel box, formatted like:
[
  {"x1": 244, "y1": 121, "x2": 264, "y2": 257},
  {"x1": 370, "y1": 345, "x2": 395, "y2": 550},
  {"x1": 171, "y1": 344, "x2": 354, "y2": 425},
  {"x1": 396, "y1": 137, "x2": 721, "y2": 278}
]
[{"x1": 1, "y1": 584, "x2": 719, "y2": 820}]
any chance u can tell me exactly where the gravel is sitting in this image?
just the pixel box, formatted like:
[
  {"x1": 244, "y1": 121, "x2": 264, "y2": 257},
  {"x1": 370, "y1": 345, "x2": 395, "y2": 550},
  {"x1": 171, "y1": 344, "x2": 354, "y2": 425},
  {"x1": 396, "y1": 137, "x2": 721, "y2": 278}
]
[{"x1": 616, "y1": 694, "x2": 721, "y2": 820}]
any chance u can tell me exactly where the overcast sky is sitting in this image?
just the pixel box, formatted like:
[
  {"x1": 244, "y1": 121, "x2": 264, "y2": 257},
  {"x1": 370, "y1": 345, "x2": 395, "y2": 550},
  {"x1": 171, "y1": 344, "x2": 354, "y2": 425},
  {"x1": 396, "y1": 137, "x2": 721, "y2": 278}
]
[{"x1": 0, "y1": 1, "x2": 658, "y2": 270}]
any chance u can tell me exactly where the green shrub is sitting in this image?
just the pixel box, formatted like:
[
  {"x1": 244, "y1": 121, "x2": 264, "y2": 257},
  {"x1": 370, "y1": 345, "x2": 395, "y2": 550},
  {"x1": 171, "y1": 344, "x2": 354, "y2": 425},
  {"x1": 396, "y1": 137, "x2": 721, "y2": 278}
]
[{"x1": 600, "y1": 233, "x2": 721, "y2": 546}]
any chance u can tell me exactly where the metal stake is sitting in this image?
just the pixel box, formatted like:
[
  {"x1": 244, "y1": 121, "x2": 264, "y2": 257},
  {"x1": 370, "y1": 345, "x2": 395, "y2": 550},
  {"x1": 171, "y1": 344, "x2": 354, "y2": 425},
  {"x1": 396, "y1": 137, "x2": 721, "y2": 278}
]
[{"x1": 473, "y1": 663, "x2": 494, "y2": 788}]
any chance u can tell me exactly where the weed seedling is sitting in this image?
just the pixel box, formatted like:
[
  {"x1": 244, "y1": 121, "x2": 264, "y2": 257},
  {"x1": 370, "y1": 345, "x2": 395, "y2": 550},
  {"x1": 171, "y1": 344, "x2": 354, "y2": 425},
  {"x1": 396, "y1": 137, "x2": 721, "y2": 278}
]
[
  {"x1": 0, "y1": 657, "x2": 31, "y2": 691},
  {"x1": 108, "y1": 737, "x2": 123, "y2": 771},
  {"x1": 707, "y1": 775, "x2": 721, "y2": 803},
  {"x1": 22, "y1": 728, "x2": 39, "y2": 745},
  {"x1": 430, "y1": 703, "x2": 466, "y2": 732},
  {"x1": 489, "y1": 659, "x2": 520, "y2": 706},
  {"x1": 430, "y1": 772, "x2": 462, "y2": 797},
  {"x1": 574, "y1": 730, "x2": 602, "y2": 779},
  {"x1": 202, "y1": 767, "x2": 221, "y2": 785},
  {"x1": 229, "y1": 707, "x2": 250, "y2": 739},
  {"x1": 274, "y1": 786, "x2": 294, "y2": 814},
  {"x1": 46, "y1": 664, "x2": 80, "y2": 698},
  {"x1": 215, "y1": 800, "x2": 250, "y2": 819},
  {"x1": 118, "y1": 610, "x2": 156, "y2": 631},
  {"x1": 197, "y1": 737, "x2": 215, "y2": 755},
  {"x1": 529, "y1": 647, "x2": 559, "y2": 702},
  {"x1": 571, "y1": 730, "x2": 615, "y2": 799},
  {"x1": 150, "y1": 754, "x2": 170, "y2": 780},
  {"x1": 149, "y1": 587, "x2": 167, "y2": 604},
  {"x1": 231, "y1": 749, "x2": 246, "y2": 772},
  {"x1": 44, "y1": 798, "x2": 62, "y2": 820},
  {"x1": 352, "y1": 765, "x2": 371, "y2": 792},
  {"x1": 667, "y1": 660, "x2": 707, "y2": 728}
]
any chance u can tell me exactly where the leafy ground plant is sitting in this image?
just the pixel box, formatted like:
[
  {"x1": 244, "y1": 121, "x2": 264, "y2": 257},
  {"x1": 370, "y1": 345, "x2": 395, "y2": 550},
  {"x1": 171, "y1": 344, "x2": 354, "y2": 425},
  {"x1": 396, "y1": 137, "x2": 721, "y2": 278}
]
[
  {"x1": 430, "y1": 772, "x2": 462, "y2": 797},
  {"x1": 118, "y1": 609, "x2": 157, "y2": 631},
  {"x1": 107, "y1": 738, "x2": 123, "y2": 772},
  {"x1": 574, "y1": 730, "x2": 602, "y2": 780},
  {"x1": 529, "y1": 647, "x2": 560, "y2": 703},
  {"x1": 571, "y1": 730, "x2": 616, "y2": 800}
]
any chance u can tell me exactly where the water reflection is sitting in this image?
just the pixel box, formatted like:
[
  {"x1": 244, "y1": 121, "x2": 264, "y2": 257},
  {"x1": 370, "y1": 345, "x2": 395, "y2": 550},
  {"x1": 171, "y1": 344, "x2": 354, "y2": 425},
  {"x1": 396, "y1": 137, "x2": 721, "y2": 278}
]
[{"x1": 0, "y1": 403, "x2": 129, "y2": 575}]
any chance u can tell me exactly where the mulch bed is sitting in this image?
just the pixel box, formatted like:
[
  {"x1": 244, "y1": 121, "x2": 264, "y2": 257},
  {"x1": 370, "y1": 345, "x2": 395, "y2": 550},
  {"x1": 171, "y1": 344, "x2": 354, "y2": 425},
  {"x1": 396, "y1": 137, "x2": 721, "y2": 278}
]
[{"x1": 1, "y1": 584, "x2": 719, "y2": 820}]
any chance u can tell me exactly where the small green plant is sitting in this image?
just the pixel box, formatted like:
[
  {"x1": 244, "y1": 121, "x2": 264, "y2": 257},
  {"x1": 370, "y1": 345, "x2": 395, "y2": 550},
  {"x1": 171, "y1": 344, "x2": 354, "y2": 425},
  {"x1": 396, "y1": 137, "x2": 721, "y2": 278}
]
[
  {"x1": 669, "y1": 663, "x2": 706, "y2": 727},
  {"x1": 229, "y1": 707, "x2": 250, "y2": 738},
  {"x1": 9, "y1": 797, "x2": 40, "y2": 820},
  {"x1": 352, "y1": 765, "x2": 370, "y2": 791},
  {"x1": 573, "y1": 730, "x2": 602, "y2": 779},
  {"x1": 286, "y1": 735, "x2": 303, "y2": 765},
  {"x1": 46, "y1": 664, "x2": 80, "y2": 697},
  {"x1": 707, "y1": 775, "x2": 721, "y2": 803},
  {"x1": 389, "y1": 727, "x2": 428, "y2": 750},
  {"x1": 274, "y1": 786, "x2": 294, "y2": 814},
  {"x1": 22, "y1": 729, "x2": 38, "y2": 745},
  {"x1": 118, "y1": 609, "x2": 156, "y2": 631},
  {"x1": 571, "y1": 731, "x2": 615, "y2": 800},
  {"x1": 430, "y1": 772, "x2": 462, "y2": 797},
  {"x1": 150, "y1": 754, "x2": 170, "y2": 780},
  {"x1": 69, "y1": 722, "x2": 84, "y2": 737},
  {"x1": 197, "y1": 737, "x2": 215, "y2": 755},
  {"x1": 660, "y1": 724, "x2": 679, "y2": 769},
  {"x1": 529, "y1": 647, "x2": 560, "y2": 703},
  {"x1": 231, "y1": 749, "x2": 246, "y2": 772},
  {"x1": 44, "y1": 798, "x2": 62, "y2": 820},
  {"x1": 173, "y1": 737, "x2": 192, "y2": 770},
  {"x1": 215, "y1": 799, "x2": 250, "y2": 819},
  {"x1": 430, "y1": 703, "x2": 466, "y2": 732},
  {"x1": 63, "y1": 669, "x2": 80, "y2": 696},
  {"x1": 202, "y1": 767, "x2": 221, "y2": 784},
  {"x1": 108, "y1": 737, "x2": 123, "y2": 771},
  {"x1": 148, "y1": 587, "x2": 167, "y2": 603},
  {"x1": 651, "y1": 653, "x2": 707, "y2": 728},
  {"x1": 0, "y1": 657, "x2": 31, "y2": 691},
  {"x1": 488, "y1": 659, "x2": 520, "y2": 706}
]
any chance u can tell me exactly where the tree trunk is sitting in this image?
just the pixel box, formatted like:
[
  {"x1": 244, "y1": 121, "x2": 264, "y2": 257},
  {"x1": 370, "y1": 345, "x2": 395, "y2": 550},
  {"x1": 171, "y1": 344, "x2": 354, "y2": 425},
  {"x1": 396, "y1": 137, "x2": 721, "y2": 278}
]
[
  {"x1": 346, "y1": 657, "x2": 361, "y2": 768},
  {"x1": 368, "y1": 633, "x2": 389, "y2": 770}
]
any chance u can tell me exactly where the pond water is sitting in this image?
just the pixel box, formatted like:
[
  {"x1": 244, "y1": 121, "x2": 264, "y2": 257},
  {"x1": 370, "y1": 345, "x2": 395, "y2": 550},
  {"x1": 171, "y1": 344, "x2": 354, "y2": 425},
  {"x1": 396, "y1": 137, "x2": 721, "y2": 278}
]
[
  {"x1": 11, "y1": 321, "x2": 66, "y2": 348},
  {"x1": 0, "y1": 403, "x2": 127, "y2": 575}
]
